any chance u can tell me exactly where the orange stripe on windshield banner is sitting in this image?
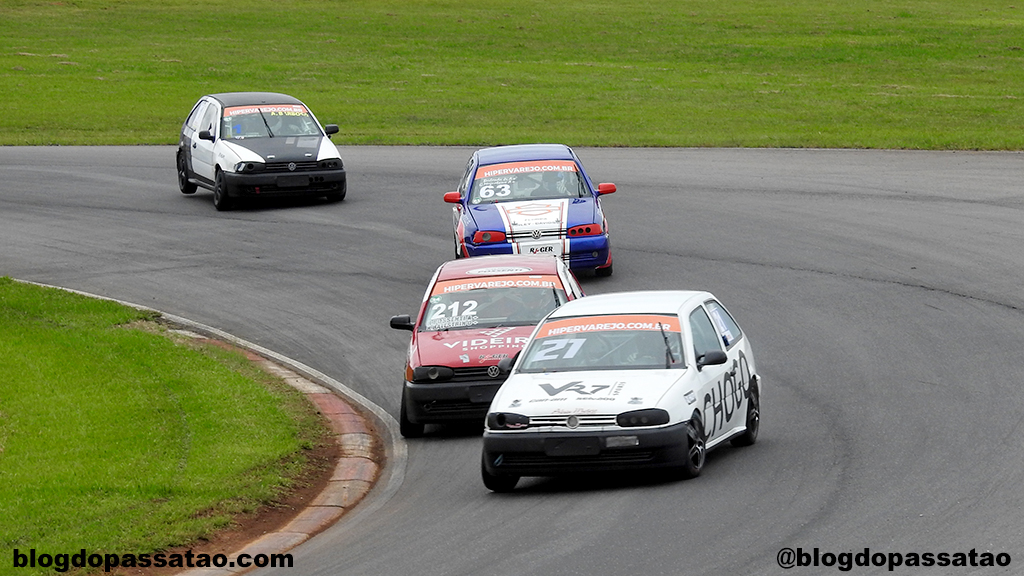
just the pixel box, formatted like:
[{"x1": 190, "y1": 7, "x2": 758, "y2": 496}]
[
  {"x1": 224, "y1": 105, "x2": 308, "y2": 116},
  {"x1": 475, "y1": 161, "x2": 578, "y2": 180},
  {"x1": 432, "y1": 275, "x2": 561, "y2": 295},
  {"x1": 539, "y1": 314, "x2": 681, "y2": 338}
]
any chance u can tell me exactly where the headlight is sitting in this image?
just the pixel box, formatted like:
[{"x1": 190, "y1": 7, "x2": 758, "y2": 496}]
[
  {"x1": 487, "y1": 412, "x2": 530, "y2": 430},
  {"x1": 319, "y1": 159, "x2": 342, "y2": 169},
  {"x1": 616, "y1": 408, "x2": 670, "y2": 427},
  {"x1": 411, "y1": 366, "x2": 454, "y2": 383},
  {"x1": 233, "y1": 161, "x2": 265, "y2": 173}
]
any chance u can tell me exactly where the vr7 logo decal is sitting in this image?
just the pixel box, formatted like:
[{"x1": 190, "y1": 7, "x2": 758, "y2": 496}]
[{"x1": 540, "y1": 381, "x2": 612, "y2": 396}]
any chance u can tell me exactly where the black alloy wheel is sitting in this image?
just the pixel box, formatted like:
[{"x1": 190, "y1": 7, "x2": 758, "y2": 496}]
[
  {"x1": 177, "y1": 151, "x2": 197, "y2": 195},
  {"x1": 212, "y1": 171, "x2": 233, "y2": 211},
  {"x1": 731, "y1": 381, "x2": 760, "y2": 447}
]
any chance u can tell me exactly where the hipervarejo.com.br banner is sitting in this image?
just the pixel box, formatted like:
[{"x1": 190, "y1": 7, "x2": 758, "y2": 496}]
[
  {"x1": 777, "y1": 547, "x2": 1011, "y2": 572},
  {"x1": 13, "y1": 548, "x2": 294, "y2": 572}
]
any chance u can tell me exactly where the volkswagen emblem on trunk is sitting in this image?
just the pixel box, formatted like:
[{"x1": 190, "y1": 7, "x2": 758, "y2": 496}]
[
  {"x1": 288, "y1": 162, "x2": 297, "y2": 171},
  {"x1": 531, "y1": 229, "x2": 542, "y2": 240},
  {"x1": 487, "y1": 365, "x2": 500, "y2": 378}
]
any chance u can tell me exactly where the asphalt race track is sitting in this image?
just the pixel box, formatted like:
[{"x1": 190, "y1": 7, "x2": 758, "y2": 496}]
[{"x1": 2, "y1": 146, "x2": 1023, "y2": 575}]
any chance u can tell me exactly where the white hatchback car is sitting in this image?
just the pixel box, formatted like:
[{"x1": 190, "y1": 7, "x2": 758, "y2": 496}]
[
  {"x1": 481, "y1": 290, "x2": 761, "y2": 492},
  {"x1": 176, "y1": 92, "x2": 346, "y2": 211}
]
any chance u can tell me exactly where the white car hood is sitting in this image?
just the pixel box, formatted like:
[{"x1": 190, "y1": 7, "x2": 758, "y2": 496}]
[
  {"x1": 220, "y1": 137, "x2": 340, "y2": 164},
  {"x1": 491, "y1": 369, "x2": 687, "y2": 417}
]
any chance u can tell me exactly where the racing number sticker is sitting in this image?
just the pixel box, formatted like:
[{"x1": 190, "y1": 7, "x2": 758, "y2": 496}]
[
  {"x1": 531, "y1": 338, "x2": 586, "y2": 361},
  {"x1": 477, "y1": 184, "x2": 512, "y2": 199},
  {"x1": 425, "y1": 299, "x2": 479, "y2": 329}
]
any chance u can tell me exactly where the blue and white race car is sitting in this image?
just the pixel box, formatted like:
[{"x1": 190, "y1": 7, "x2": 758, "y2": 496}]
[{"x1": 444, "y1": 144, "x2": 616, "y2": 277}]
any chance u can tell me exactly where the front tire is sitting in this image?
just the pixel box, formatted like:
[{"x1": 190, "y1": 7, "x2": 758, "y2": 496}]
[
  {"x1": 594, "y1": 263, "x2": 613, "y2": 277},
  {"x1": 678, "y1": 415, "x2": 706, "y2": 479},
  {"x1": 399, "y1": 389, "x2": 425, "y2": 438},
  {"x1": 213, "y1": 170, "x2": 233, "y2": 211},
  {"x1": 481, "y1": 454, "x2": 519, "y2": 492},
  {"x1": 177, "y1": 151, "x2": 197, "y2": 195},
  {"x1": 325, "y1": 181, "x2": 347, "y2": 202}
]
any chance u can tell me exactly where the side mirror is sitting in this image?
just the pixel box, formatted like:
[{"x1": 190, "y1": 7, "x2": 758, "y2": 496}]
[
  {"x1": 389, "y1": 314, "x2": 415, "y2": 331},
  {"x1": 198, "y1": 130, "x2": 214, "y2": 142},
  {"x1": 696, "y1": 350, "x2": 727, "y2": 370},
  {"x1": 597, "y1": 183, "x2": 616, "y2": 195},
  {"x1": 443, "y1": 191, "x2": 462, "y2": 204},
  {"x1": 497, "y1": 356, "x2": 515, "y2": 375},
  {"x1": 323, "y1": 124, "x2": 339, "y2": 136}
]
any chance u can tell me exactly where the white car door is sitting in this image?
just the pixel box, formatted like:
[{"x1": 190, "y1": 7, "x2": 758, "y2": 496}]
[
  {"x1": 687, "y1": 305, "x2": 738, "y2": 445},
  {"x1": 189, "y1": 100, "x2": 219, "y2": 183}
]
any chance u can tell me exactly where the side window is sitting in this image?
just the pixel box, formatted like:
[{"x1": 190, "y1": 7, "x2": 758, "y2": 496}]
[
  {"x1": 689, "y1": 307, "x2": 722, "y2": 360},
  {"x1": 200, "y1": 103, "x2": 219, "y2": 135},
  {"x1": 457, "y1": 159, "x2": 474, "y2": 195},
  {"x1": 705, "y1": 300, "x2": 742, "y2": 348},
  {"x1": 185, "y1": 101, "x2": 208, "y2": 131}
]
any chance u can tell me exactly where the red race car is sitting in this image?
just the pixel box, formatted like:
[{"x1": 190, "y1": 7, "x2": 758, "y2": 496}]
[{"x1": 389, "y1": 255, "x2": 585, "y2": 437}]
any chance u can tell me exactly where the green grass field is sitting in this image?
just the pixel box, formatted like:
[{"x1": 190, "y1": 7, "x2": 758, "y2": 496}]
[
  {"x1": 0, "y1": 278, "x2": 331, "y2": 576},
  {"x1": 2, "y1": 0, "x2": 1022, "y2": 148}
]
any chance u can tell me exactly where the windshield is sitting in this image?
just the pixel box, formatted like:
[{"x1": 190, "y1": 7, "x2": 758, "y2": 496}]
[
  {"x1": 518, "y1": 314, "x2": 684, "y2": 373},
  {"x1": 469, "y1": 161, "x2": 586, "y2": 205},
  {"x1": 419, "y1": 275, "x2": 568, "y2": 332},
  {"x1": 221, "y1": 104, "x2": 322, "y2": 139}
]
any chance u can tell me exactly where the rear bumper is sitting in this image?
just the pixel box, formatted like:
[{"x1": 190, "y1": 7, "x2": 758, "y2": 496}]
[
  {"x1": 464, "y1": 234, "x2": 611, "y2": 271},
  {"x1": 482, "y1": 421, "x2": 691, "y2": 477}
]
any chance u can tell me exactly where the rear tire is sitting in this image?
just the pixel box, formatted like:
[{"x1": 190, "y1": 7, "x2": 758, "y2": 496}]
[
  {"x1": 730, "y1": 381, "x2": 760, "y2": 447},
  {"x1": 177, "y1": 151, "x2": 197, "y2": 195},
  {"x1": 481, "y1": 454, "x2": 519, "y2": 492},
  {"x1": 594, "y1": 263, "x2": 613, "y2": 277}
]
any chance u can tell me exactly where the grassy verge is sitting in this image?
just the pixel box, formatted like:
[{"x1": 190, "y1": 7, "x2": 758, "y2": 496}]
[
  {"x1": 1, "y1": 0, "x2": 1022, "y2": 148},
  {"x1": 0, "y1": 278, "x2": 332, "y2": 576}
]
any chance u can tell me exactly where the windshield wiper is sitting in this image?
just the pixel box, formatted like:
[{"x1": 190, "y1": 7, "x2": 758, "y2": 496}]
[
  {"x1": 257, "y1": 109, "x2": 275, "y2": 137},
  {"x1": 658, "y1": 322, "x2": 677, "y2": 368}
]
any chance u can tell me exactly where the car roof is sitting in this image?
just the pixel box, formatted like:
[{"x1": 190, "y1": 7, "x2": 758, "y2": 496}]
[
  {"x1": 475, "y1": 144, "x2": 575, "y2": 166},
  {"x1": 206, "y1": 92, "x2": 304, "y2": 107},
  {"x1": 435, "y1": 255, "x2": 566, "y2": 282},
  {"x1": 548, "y1": 290, "x2": 713, "y2": 318}
]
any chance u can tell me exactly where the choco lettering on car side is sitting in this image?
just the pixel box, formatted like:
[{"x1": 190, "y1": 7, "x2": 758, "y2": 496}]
[{"x1": 702, "y1": 351, "x2": 751, "y2": 435}]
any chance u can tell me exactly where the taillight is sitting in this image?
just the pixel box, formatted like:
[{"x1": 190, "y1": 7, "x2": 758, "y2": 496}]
[
  {"x1": 568, "y1": 223, "x2": 603, "y2": 236},
  {"x1": 473, "y1": 230, "x2": 507, "y2": 244}
]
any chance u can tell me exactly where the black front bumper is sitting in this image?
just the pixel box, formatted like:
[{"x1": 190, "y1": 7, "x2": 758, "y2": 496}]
[
  {"x1": 403, "y1": 379, "x2": 503, "y2": 424},
  {"x1": 482, "y1": 421, "x2": 691, "y2": 477},
  {"x1": 223, "y1": 169, "x2": 346, "y2": 198}
]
